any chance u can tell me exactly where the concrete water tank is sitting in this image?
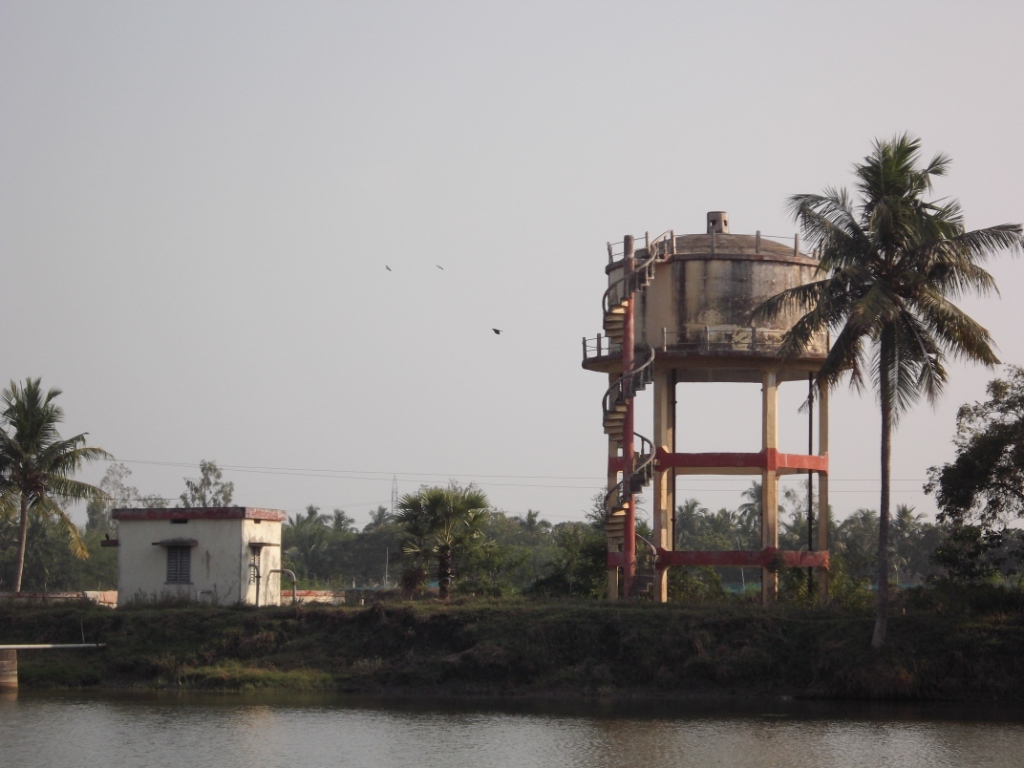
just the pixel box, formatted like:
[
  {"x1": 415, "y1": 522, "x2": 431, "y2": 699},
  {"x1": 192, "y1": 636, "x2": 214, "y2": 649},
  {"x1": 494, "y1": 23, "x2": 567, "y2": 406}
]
[{"x1": 617, "y1": 213, "x2": 827, "y2": 382}]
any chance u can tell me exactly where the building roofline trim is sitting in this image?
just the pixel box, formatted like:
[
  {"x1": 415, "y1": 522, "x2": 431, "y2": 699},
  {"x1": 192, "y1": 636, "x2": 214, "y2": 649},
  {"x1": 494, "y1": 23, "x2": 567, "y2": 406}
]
[{"x1": 114, "y1": 507, "x2": 287, "y2": 522}]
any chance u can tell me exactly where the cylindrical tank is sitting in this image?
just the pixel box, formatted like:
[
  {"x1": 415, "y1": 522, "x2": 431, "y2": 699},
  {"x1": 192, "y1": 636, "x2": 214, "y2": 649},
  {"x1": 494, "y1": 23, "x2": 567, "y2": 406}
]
[{"x1": 618, "y1": 216, "x2": 827, "y2": 383}]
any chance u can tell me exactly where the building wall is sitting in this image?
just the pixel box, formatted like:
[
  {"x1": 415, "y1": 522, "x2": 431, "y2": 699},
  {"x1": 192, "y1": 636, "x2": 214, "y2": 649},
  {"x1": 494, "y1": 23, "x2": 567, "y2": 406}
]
[
  {"x1": 116, "y1": 518, "x2": 282, "y2": 607},
  {"x1": 241, "y1": 518, "x2": 282, "y2": 607}
]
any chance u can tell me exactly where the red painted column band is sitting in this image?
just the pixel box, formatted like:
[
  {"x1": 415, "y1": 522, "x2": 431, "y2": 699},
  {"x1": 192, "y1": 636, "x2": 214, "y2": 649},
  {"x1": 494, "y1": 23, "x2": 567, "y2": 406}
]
[{"x1": 655, "y1": 448, "x2": 828, "y2": 473}]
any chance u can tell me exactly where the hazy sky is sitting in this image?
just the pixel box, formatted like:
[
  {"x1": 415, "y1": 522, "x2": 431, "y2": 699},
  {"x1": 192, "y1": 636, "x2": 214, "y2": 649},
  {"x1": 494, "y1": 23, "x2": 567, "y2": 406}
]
[{"x1": 3, "y1": 1, "x2": 1023, "y2": 529}]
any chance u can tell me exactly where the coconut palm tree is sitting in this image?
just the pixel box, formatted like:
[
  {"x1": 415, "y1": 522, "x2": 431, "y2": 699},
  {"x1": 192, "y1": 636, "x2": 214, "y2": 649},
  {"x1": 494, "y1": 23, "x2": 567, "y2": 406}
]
[
  {"x1": 673, "y1": 498, "x2": 708, "y2": 549},
  {"x1": 889, "y1": 503, "x2": 926, "y2": 584},
  {"x1": 834, "y1": 508, "x2": 880, "y2": 583},
  {"x1": 0, "y1": 378, "x2": 110, "y2": 592},
  {"x1": 515, "y1": 509, "x2": 552, "y2": 538},
  {"x1": 395, "y1": 482, "x2": 490, "y2": 599},
  {"x1": 753, "y1": 134, "x2": 1022, "y2": 648},
  {"x1": 283, "y1": 505, "x2": 332, "y2": 582},
  {"x1": 363, "y1": 505, "x2": 394, "y2": 532}
]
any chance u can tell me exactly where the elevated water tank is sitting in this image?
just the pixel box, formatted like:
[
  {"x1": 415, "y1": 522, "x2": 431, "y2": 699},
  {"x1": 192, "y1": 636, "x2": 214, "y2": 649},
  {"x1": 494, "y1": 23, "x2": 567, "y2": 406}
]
[{"x1": 594, "y1": 213, "x2": 826, "y2": 383}]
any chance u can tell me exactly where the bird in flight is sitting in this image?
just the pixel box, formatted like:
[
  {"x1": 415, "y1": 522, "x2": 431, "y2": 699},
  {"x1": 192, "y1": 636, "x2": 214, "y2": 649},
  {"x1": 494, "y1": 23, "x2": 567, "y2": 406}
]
[
  {"x1": 436, "y1": 264, "x2": 444, "y2": 270},
  {"x1": 492, "y1": 328, "x2": 502, "y2": 335},
  {"x1": 386, "y1": 265, "x2": 392, "y2": 271}
]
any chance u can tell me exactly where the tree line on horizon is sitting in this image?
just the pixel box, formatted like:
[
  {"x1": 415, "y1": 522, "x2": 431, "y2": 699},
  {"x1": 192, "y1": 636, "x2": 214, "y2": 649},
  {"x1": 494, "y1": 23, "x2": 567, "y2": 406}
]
[{"x1": 4, "y1": 456, "x2": 1023, "y2": 602}]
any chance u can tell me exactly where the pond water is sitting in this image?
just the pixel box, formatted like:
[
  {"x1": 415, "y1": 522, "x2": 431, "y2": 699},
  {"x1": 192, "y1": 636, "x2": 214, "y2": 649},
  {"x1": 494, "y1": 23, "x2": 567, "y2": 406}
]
[{"x1": 2, "y1": 692, "x2": 1023, "y2": 768}]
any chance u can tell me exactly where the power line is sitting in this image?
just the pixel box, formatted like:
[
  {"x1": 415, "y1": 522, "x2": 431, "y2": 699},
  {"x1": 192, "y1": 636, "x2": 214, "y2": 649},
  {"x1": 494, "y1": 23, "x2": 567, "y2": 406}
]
[
  {"x1": 114, "y1": 458, "x2": 604, "y2": 481},
  {"x1": 109, "y1": 457, "x2": 932, "y2": 488}
]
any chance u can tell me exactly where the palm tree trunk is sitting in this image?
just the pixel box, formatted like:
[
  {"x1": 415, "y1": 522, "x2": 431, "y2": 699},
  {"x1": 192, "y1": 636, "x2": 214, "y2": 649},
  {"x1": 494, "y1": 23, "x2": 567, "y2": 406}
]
[
  {"x1": 871, "y1": 362, "x2": 892, "y2": 650},
  {"x1": 14, "y1": 494, "x2": 30, "y2": 593},
  {"x1": 438, "y1": 549, "x2": 452, "y2": 600}
]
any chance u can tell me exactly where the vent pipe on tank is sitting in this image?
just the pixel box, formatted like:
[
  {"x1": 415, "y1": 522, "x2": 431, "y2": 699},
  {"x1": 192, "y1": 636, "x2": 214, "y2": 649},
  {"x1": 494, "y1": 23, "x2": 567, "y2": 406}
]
[{"x1": 707, "y1": 211, "x2": 730, "y2": 234}]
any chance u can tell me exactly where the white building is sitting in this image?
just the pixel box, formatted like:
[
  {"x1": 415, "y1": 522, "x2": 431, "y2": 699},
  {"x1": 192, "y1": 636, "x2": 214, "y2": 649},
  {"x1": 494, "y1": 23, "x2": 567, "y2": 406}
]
[{"x1": 111, "y1": 507, "x2": 286, "y2": 607}]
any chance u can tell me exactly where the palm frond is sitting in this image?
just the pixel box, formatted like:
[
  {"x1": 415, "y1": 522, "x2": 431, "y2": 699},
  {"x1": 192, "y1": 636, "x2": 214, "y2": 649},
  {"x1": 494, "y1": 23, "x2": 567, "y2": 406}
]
[
  {"x1": 846, "y1": 281, "x2": 899, "y2": 336},
  {"x1": 893, "y1": 312, "x2": 947, "y2": 410},
  {"x1": 35, "y1": 494, "x2": 89, "y2": 559},
  {"x1": 45, "y1": 476, "x2": 109, "y2": 504},
  {"x1": 948, "y1": 224, "x2": 1023, "y2": 263},
  {"x1": 786, "y1": 189, "x2": 860, "y2": 243},
  {"x1": 920, "y1": 254, "x2": 999, "y2": 300},
  {"x1": 920, "y1": 150, "x2": 952, "y2": 182},
  {"x1": 817, "y1": 323, "x2": 868, "y2": 394},
  {"x1": 751, "y1": 277, "x2": 834, "y2": 324},
  {"x1": 786, "y1": 190, "x2": 872, "y2": 273},
  {"x1": 38, "y1": 438, "x2": 112, "y2": 475},
  {"x1": 912, "y1": 289, "x2": 1000, "y2": 366}
]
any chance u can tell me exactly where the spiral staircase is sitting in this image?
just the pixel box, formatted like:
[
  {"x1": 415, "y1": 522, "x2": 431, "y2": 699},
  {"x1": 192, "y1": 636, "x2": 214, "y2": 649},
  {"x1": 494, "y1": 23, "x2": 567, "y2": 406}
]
[{"x1": 598, "y1": 231, "x2": 675, "y2": 595}]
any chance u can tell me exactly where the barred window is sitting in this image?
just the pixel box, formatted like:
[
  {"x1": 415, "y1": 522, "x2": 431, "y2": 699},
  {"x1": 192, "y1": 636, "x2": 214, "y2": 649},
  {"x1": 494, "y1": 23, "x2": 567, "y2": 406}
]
[
  {"x1": 248, "y1": 547, "x2": 260, "y2": 583},
  {"x1": 167, "y1": 546, "x2": 191, "y2": 584}
]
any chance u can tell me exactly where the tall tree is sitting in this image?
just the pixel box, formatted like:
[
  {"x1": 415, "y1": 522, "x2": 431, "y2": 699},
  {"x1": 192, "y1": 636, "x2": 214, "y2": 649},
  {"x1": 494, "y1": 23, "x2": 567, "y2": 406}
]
[
  {"x1": 0, "y1": 379, "x2": 110, "y2": 592},
  {"x1": 927, "y1": 366, "x2": 1024, "y2": 527},
  {"x1": 177, "y1": 460, "x2": 234, "y2": 507},
  {"x1": 395, "y1": 482, "x2": 490, "y2": 599},
  {"x1": 530, "y1": 521, "x2": 606, "y2": 598},
  {"x1": 85, "y1": 462, "x2": 166, "y2": 535},
  {"x1": 753, "y1": 134, "x2": 1022, "y2": 648}
]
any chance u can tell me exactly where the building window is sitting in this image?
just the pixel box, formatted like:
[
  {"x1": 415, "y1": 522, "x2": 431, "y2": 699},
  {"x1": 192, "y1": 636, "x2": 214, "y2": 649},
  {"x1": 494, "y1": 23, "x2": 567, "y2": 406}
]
[
  {"x1": 167, "y1": 546, "x2": 191, "y2": 584},
  {"x1": 249, "y1": 547, "x2": 260, "y2": 583}
]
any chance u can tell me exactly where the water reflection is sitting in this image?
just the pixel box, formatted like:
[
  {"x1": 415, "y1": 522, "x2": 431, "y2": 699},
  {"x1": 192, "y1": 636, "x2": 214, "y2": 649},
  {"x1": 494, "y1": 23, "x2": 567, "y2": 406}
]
[{"x1": 2, "y1": 692, "x2": 1023, "y2": 768}]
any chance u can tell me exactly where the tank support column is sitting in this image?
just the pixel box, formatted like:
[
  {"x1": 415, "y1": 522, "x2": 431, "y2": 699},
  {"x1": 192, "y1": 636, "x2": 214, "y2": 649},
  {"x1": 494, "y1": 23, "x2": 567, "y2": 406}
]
[
  {"x1": 652, "y1": 369, "x2": 674, "y2": 603},
  {"x1": 817, "y1": 383, "x2": 830, "y2": 598},
  {"x1": 761, "y1": 369, "x2": 780, "y2": 605}
]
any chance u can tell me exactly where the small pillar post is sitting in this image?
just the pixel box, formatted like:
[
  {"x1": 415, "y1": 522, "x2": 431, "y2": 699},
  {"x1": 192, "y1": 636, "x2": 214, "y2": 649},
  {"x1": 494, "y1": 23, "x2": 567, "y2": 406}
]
[{"x1": 652, "y1": 368, "x2": 674, "y2": 603}]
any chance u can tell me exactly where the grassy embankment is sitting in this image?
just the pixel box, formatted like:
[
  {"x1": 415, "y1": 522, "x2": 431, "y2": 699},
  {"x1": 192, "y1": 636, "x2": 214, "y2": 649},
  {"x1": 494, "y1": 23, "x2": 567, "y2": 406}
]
[{"x1": 2, "y1": 595, "x2": 1023, "y2": 701}]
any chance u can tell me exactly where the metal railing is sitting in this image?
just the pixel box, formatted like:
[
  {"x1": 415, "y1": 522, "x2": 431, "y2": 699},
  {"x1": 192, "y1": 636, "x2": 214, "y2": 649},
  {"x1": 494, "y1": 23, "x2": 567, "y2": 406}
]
[
  {"x1": 602, "y1": 229, "x2": 678, "y2": 318},
  {"x1": 604, "y1": 431, "x2": 656, "y2": 515},
  {"x1": 617, "y1": 229, "x2": 823, "y2": 261},
  {"x1": 582, "y1": 333, "x2": 622, "y2": 359},
  {"x1": 658, "y1": 326, "x2": 828, "y2": 356},
  {"x1": 602, "y1": 255, "x2": 654, "y2": 319},
  {"x1": 606, "y1": 232, "x2": 650, "y2": 263},
  {"x1": 602, "y1": 343, "x2": 655, "y2": 419},
  {"x1": 647, "y1": 229, "x2": 678, "y2": 259},
  {"x1": 610, "y1": 230, "x2": 815, "y2": 258},
  {"x1": 583, "y1": 327, "x2": 828, "y2": 361}
]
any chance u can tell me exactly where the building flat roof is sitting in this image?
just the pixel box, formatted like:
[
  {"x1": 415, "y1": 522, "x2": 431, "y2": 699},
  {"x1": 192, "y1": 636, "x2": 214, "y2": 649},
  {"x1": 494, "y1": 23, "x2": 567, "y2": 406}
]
[{"x1": 113, "y1": 507, "x2": 287, "y2": 522}]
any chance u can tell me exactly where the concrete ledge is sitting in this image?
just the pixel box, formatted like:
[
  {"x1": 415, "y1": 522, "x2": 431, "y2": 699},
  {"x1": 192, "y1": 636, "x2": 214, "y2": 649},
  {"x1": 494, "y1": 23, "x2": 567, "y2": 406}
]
[{"x1": 0, "y1": 591, "x2": 118, "y2": 608}]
